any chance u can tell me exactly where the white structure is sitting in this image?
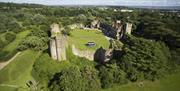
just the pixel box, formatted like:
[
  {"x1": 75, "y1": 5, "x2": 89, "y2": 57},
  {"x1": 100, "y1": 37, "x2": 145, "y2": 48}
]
[{"x1": 121, "y1": 9, "x2": 133, "y2": 12}]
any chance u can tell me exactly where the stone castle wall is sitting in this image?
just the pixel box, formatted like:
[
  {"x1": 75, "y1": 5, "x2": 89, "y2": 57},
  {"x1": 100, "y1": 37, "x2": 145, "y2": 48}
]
[
  {"x1": 50, "y1": 38, "x2": 57, "y2": 60},
  {"x1": 72, "y1": 45, "x2": 95, "y2": 61},
  {"x1": 125, "y1": 23, "x2": 132, "y2": 35},
  {"x1": 50, "y1": 24, "x2": 67, "y2": 61}
]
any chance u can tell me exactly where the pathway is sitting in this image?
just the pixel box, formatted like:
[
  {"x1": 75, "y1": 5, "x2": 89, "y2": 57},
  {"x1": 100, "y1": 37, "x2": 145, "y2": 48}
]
[{"x1": 0, "y1": 52, "x2": 21, "y2": 70}]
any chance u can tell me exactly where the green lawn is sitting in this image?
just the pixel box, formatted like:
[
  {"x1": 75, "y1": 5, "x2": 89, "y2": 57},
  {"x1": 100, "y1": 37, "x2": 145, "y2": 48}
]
[
  {"x1": 0, "y1": 31, "x2": 30, "y2": 62},
  {"x1": 69, "y1": 29, "x2": 110, "y2": 51},
  {"x1": 0, "y1": 50, "x2": 41, "y2": 91},
  {"x1": 0, "y1": 86, "x2": 18, "y2": 91},
  {"x1": 102, "y1": 70, "x2": 180, "y2": 91}
]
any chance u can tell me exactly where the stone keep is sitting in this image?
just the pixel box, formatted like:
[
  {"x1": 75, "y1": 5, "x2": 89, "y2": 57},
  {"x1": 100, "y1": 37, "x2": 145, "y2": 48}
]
[
  {"x1": 125, "y1": 23, "x2": 132, "y2": 35},
  {"x1": 50, "y1": 24, "x2": 67, "y2": 61}
]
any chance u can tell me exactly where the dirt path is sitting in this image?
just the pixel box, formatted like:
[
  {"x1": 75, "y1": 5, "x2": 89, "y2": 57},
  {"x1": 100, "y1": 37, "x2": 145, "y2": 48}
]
[
  {"x1": 0, "y1": 52, "x2": 21, "y2": 70},
  {"x1": 0, "y1": 84, "x2": 19, "y2": 88}
]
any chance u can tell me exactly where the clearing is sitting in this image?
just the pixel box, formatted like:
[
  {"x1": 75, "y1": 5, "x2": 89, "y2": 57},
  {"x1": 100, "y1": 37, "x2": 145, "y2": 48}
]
[{"x1": 68, "y1": 29, "x2": 110, "y2": 51}]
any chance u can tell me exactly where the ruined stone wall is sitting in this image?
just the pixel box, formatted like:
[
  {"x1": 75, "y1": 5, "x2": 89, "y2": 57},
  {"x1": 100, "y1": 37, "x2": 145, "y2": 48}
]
[
  {"x1": 56, "y1": 35, "x2": 67, "y2": 61},
  {"x1": 50, "y1": 38, "x2": 57, "y2": 60},
  {"x1": 125, "y1": 23, "x2": 132, "y2": 35},
  {"x1": 72, "y1": 45, "x2": 95, "y2": 61},
  {"x1": 50, "y1": 24, "x2": 67, "y2": 61}
]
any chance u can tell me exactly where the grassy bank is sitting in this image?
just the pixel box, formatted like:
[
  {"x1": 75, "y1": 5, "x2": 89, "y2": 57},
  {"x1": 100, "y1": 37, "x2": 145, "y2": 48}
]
[{"x1": 0, "y1": 50, "x2": 41, "y2": 91}]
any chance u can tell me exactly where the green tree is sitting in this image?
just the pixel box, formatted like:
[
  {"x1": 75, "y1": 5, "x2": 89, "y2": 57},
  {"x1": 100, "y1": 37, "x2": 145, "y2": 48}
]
[
  {"x1": 99, "y1": 64, "x2": 127, "y2": 88},
  {"x1": 118, "y1": 35, "x2": 171, "y2": 81},
  {"x1": 81, "y1": 66, "x2": 101, "y2": 91},
  {"x1": 49, "y1": 66, "x2": 85, "y2": 91},
  {"x1": 5, "y1": 32, "x2": 16, "y2": 42}
]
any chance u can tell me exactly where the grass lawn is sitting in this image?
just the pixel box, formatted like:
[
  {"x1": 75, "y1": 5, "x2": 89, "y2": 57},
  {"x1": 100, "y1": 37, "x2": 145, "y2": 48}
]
[
  {"x1": 68, "y1": 29, "x2": 110, "y2": 51},
  {"x1": 0, "y1": 86, "x2": 18, "y2": 91},
  {"x1": 0, "y1": 31, "x2": 30, "y2": 62},
  {"x1": 0, "y1": 50, "x2": 41, "y2": 91},
  {"x1": 102, "y1": 70, "x2": 180, "y2": 91}
]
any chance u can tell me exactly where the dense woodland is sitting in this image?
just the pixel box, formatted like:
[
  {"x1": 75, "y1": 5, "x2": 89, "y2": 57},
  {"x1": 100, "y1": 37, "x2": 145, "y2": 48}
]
[{"x1": 0, "y1": 2, "x2": 180, "y2": 91}]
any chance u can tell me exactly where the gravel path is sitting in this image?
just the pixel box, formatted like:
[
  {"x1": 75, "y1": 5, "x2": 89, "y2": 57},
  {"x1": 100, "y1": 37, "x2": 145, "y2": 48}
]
[{"x1": 0, "y1": 52, "x2": 21, "y2": 70}]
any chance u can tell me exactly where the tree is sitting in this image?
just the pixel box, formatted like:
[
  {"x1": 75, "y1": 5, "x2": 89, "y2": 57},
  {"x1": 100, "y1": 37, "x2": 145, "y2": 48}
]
[
  {"x1": 61, "y1": 26, "x2": 72, "y2": 36},
  {"x1": 81, "y1": 66, "x2": 101, "y2": 91},
  {"x1": 49, "y1": 66, "x2": 85, "y2": 91},
  {"x1": 118, "y1": 35, "x2": 171, "y2": 81},
  {"x1": 7, "y1": 20, "x2": 22, "y2": 33},
  {"x1": 32, "y1": 14, "x2": 46, "y2": 25},
  {"x1": 5, "y1": 32, "x2": 16, "y2": 42},
  {"x1": 99, "y1": 64, "x2": 127, "y2": 88},
  {"x1": 18, "y1": 36, "x2": 48, "y2": 51}
]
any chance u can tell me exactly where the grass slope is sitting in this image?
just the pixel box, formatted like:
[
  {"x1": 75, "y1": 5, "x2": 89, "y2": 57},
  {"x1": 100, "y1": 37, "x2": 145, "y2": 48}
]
[
  {"x1": 69, "y1": 29, "x2": 109, "y2": 51},
  {"x1": 0, "y1": 50, "x2": 41, "y2": 91},
  {"x1": 102, "y1": 70, "x2": 180, "y2": 91}
]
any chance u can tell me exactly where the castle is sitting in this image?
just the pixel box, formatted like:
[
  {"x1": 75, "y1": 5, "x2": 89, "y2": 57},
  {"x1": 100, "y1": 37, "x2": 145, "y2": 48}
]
[{"x1": 50, "y1": 20, "x2": 132, "y2": 62}]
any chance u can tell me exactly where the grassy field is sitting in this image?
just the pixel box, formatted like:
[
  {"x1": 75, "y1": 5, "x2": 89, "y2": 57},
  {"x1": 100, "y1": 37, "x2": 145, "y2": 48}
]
[
  {"x1": 0, "y1": 31, "x2": 30, "y2": 62},
  {"x1": 102, "y1": 70, "x2": 180, "y2": 91},
  {"x1": 0, "y1": 50, "x2": 41, "y2": 91},
  {"x1": 68, "y1": 29, "x2": 110, "y2": 51}
]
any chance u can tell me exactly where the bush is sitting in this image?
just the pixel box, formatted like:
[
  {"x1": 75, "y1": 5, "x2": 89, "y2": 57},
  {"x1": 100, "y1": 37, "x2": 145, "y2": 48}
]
[
  {"x1": 5, "y1": 32, "x2": 16, "y2": 42},
  {"x1": 49, "y1": 66, "x2": 85, "y2": 91},
  {"x1": 7, "y1": 21, "x2": 22, "y2": 33},
  {"x1": 99, "y1": 64, "x2": 128, "y2": 88},
  {"x1": 18, "y1": 29, "x2": 49, "y2": 51},
  {"x1": 61, "y1": 26, "x2": 71, "y2": 36},
  {"x1": 18, "y1": 36, "x2": 48, "y2": 51},
  {"x1": 81, "y1": 66, "x2": 101, "y2": 91},
  {"x1": 0, "y1": 39, "x2": 5, "y2": 49},
  {"x1": 0, "y1": 50, "x2": 18, "y2": 62}
]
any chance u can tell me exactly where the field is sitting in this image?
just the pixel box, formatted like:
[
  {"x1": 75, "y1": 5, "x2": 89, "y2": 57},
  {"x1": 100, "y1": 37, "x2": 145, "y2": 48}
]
[
  {"x1": 68, "y1": 29, "x2": 110, "y2": 51},
  {"x1": 0, "y1": 31, "x2": 30, "y2": 62},
  {"x1": 102, "y1": 70, "x2": 180, "y2": 91},
  {"x1": 0, "y1": 50, "x2": 41, "y2": 91}
]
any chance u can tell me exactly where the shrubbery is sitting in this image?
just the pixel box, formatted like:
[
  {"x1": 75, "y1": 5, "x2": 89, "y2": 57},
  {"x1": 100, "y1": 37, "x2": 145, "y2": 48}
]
[
  {"x1": 18, "y1": 28, "x2": 49, "y2": 51},
  {"x1": 5, "y1": 32, "x2": 16, "y2": 42},
  {"x1": 98, "y1": 64, "x2": 128, "y2": 88}
]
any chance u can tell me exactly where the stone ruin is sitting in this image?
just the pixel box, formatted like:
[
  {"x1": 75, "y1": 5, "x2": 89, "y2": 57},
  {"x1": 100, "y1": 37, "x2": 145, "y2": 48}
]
[
  {"x1": 49, "y1": 20, "x2": 132, "y2": 63},
  {"x1": 112, "y1": 20, "x2": 132, "y2": 40},
  {"x1": 72, "y1": 45, "x2": 95, "y2": 61},
  {"x1": 91, "y1": 20, "x2": 100, "y2": 29},
  {"x1": 50, "y1": 24, "x2": 67, "y2": 61}
]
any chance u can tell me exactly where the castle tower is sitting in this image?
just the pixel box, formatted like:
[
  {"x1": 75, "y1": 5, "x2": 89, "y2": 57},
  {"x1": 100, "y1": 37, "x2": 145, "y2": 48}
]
[
  {"x1": 113, "y1": 20, "x2": 123, "y2": 40},
  {"x1": 50, "y1": 24, "x2": 67, "y2": 61},
  {"x1": 125, "y1": 23, "x2": 132, "y2": 35}
]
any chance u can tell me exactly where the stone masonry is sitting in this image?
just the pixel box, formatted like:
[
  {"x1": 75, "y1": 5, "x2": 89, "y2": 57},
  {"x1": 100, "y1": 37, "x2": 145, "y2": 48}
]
[{"x1": 50, "y1": 24, "x2": 67, "y2": 61}]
